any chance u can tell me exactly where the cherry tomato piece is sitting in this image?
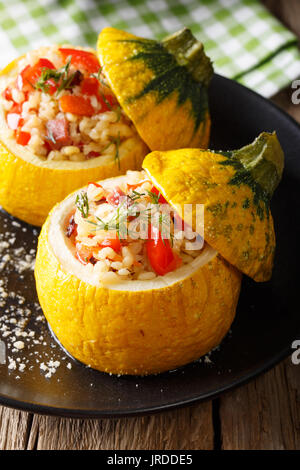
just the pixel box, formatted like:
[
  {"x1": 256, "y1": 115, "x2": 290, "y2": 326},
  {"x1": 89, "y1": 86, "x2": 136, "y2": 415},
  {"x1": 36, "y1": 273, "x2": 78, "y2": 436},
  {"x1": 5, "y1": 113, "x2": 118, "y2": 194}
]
[
  {"x1": 146, "y1": 225, "x2": 182, "y2": 276},
  {"x1": 75, "y1": 243, "x2": 94, "y2": 265},
  {"x1": 99, "y1": 237, "x2": 121, "y2": 253},
  {"x1": 2, "y1": 86, "x2": 13, "y2": 101},
  {"x1": 150, "y1": 186, "x2": 167, "y2": 204},
  {"x1": 98, "y1": 93, "x2": 117, "y2": 112}
]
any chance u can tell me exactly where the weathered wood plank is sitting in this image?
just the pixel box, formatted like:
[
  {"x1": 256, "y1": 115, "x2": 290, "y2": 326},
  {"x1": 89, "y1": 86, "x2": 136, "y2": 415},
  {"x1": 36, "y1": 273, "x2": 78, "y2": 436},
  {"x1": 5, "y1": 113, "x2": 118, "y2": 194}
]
[
  {"x1": 0, "y1": 407, "x2": 32, "y2": 450},
  {"x1": 219, "y1": 359, "x2": 300, "y2": 450},
  {"x1": 26, "y1": 401, "x2": 213, "y2": 450},
  {"x1": 219, "y1": 1, "x2": 300, "y2": 450},
  {"x1": 0, "y1": 0, "x2": 299, "y2": 452}
]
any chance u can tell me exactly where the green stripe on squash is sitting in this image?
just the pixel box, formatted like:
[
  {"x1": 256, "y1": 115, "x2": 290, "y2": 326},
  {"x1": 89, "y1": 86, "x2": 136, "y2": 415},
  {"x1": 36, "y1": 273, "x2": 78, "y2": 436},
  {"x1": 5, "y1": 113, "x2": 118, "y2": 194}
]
[{"x1": 97, "y1": 27, "x2": 213, "y2": 151}]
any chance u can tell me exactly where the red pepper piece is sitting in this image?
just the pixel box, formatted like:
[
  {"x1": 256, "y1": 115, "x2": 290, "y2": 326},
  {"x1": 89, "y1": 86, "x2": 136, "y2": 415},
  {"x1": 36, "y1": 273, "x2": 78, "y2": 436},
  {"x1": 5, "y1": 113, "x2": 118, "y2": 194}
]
[
  {"x1": 80, "y1": 77, "x2": 99, "y2": 96},
  {"x1": 17, "y1": 58, "x2": 55, "y2": 92},
  {"x1": 16, "y1": 130, "x2": 31, "y2": 145},
  {"x1": 59, "y1": 94, "x2": 94, "y2": 116},
  {"x1": 150, "y1": 186, "x2": 168, "y2": 204},
  {"x1": 59, "y1": 48, "x2": 100, "y2": 73},
  {"x1": 98, "y1": 93, "x2": 117, "y2": 112},
  {"x1": 99, "y1": 236, "x2": 121, "y2": 253},
  {"x1": 2, "y1": 86, "x2": 13, "y2": 101}
]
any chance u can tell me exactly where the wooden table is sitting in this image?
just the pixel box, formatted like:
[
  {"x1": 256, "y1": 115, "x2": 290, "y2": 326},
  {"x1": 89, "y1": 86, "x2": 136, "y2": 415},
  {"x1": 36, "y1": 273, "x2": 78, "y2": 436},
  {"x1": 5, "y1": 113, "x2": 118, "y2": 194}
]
[{"x1": 0, "y1": 0, "x2": 300, "y2": 451}]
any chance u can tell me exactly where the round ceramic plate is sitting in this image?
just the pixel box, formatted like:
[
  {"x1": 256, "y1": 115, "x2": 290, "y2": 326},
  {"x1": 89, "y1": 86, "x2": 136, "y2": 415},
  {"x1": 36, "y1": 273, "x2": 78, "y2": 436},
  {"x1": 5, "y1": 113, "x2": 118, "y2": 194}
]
[{"x1": 0, "y1": 74, "x2": 299, "y2": 418}]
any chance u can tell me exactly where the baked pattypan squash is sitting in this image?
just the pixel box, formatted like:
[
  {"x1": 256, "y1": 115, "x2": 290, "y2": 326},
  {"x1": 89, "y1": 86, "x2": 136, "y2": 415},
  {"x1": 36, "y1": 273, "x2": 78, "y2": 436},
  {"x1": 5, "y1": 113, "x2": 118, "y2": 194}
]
[
  {"x1": 97, "y1": 27, "x2": 213, "y2": 151},
  {"x1": 142, "y1": 132, "x2": 284, "y2": 281}
]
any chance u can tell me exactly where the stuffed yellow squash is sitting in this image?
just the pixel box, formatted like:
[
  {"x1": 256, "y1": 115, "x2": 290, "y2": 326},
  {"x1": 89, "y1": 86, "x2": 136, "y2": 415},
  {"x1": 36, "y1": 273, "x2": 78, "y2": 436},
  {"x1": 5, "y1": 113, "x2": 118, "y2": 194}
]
[
  {"x1": 35, "y1": 171, "x2": 241, "y2": 375},
  {"x1": 0, "y1": 28, "x2": 213, "y2": 227},
  {"x1": 35, "y1": 132, "x2": 283, "y2": 375}
]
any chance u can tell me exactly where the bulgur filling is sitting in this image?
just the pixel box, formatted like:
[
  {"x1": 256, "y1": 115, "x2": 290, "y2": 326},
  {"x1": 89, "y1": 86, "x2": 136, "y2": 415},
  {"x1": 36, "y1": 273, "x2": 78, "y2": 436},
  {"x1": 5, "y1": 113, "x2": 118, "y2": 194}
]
[
  {"x1": 1, "y1": 46, "x2": 140, "y2": 162},
  {"x1": 66, "y1": 171, "x2": 204, "y2": 283}
]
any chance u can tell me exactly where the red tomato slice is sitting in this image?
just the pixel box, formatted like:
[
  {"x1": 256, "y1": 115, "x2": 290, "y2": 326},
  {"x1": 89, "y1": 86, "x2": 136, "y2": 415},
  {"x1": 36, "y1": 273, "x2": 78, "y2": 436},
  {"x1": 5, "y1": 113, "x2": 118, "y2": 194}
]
[
  {"x1": 2, "y1": 86, "x2": 13, "y2": 101},
  {"x1": 45, "y1": 78, "x2": 58, "y2": 95},
  {"x1": 75, "y1": 243, "x2": 94, "y2": 265},
  {"x1": 16, "y1": 130, "x2": 31, "y2": 145},
  {"x1": 38, "y1": 58, "x2": 56, "y2": 69},
  {"x1": 150, "y1": 186, "x2": 167, "y2": 204},
  {"x1": 17, "y1": 59, "x2": 55, "y2": 92},
  {"x1": 59, "y1": 48, "x2": 100, "y2": 73},
  {"x1": 80, "y1": 77, "x2": 99, "y2": 96},
  {"x1": 146, "y1": 225, "x2": 182, "y2": 276},
  {"x1": 106, "y1": 187, "x2": 126, "y2": 206},
  {"x1": 46, "y1": 118, "x2": 71, "y2": 150},
  {"x1": 99, "y1": 236, "x2": 121, "y2": 253},
  {"x1": 59, "y1": 95, "x2": 94, "y2": 116},
  {"x1": 98, "y1": 93, "x2": 116, "y2": 112}
]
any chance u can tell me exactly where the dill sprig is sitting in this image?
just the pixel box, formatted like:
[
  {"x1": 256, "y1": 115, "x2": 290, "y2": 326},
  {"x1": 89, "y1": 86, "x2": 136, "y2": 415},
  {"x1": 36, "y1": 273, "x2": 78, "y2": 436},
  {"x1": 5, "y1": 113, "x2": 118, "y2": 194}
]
[
  {"x1": 146, "y1": 189, "x2": 161, "y2": 205},
  {"x1": 128, "y1": 190, "x2": 145, "y2": 202},
  {"x1": 99, "y1": 89, "x2": 113, "y2": 110},
  {"x1": 110, "y1": 133, "x2": 121, "y2": 170},
  {"x1": 115, "y1": 106, "x2": 122, "y2": 122},
  {"x1": 75, "y1": 191, "x2": 89, "y2": 218},
  {"x1": 46, "y1": 127, "x2": 56, "y2": 145},
  {"x1": 35, "y1": 56, "x2": 83, "y2": 96}
]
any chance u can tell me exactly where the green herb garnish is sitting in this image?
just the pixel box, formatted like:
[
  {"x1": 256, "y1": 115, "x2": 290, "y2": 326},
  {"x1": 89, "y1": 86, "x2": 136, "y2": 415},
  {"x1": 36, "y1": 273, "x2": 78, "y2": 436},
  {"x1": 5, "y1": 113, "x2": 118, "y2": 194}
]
[
  {"x1": 35, "y1": 56, "x2": 83, "y2": 96},
  {"x1": 110, "y1": 133, "x2": 121, "y2": 170},
  {"x1": 146, "y1": 189, "x2": 161, "y2": 205},
  {"x1": 75, "y1": 191, "x2": 89, "y2": 218},
  {"x1": 46, "y1": 127, "x2": 56, "y2": 145},
  {"x1": 128, "y1": 190, "x2": 145, "y2": 202},
  {"x1": 99, "y1": 89, "x2": 113, "y2": 110}
]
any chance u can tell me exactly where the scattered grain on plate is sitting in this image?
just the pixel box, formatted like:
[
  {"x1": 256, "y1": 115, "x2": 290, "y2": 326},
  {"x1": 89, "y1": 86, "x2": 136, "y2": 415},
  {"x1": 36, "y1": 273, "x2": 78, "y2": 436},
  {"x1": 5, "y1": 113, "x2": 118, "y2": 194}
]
[{"x1": 0, "y1": 211, "x2": 75, "y2": 380}]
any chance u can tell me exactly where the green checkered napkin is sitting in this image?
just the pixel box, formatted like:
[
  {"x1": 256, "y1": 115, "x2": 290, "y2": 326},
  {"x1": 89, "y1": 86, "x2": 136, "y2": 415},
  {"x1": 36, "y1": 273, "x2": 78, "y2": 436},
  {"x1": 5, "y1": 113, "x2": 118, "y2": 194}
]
[{"x1": 0, "y1": 0, "x2": 299, "y2": 97}]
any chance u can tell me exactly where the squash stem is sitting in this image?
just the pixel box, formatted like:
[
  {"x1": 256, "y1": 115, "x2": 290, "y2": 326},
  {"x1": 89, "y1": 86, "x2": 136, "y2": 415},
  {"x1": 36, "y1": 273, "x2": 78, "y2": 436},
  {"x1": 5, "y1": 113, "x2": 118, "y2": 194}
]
[
  {"x1": 230, "y1": 132, "x2": 284, "y2": 196},
  {"x1": 162, "y1": 28, "x2": 213, "y2": 86}
]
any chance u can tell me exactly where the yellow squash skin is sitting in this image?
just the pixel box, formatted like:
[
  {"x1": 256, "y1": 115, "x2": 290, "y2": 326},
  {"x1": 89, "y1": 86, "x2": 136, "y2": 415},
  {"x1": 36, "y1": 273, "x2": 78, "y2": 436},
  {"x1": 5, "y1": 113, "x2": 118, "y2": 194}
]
[
  {"x1": 97, "y1": 27, "x2": 212, "y2": 151},
  {"x1": 35, "y1": 212, "x2": 241, "y2": 376},
  {"x1": 0, "y1": 52, "x2": 148, "y2": 227},
  {"x1": 142, "y1": 133, "x2": 284, "y2": 282},
  {"x1": 0, "y1": 138, "x2": 147, "y2": 227}
]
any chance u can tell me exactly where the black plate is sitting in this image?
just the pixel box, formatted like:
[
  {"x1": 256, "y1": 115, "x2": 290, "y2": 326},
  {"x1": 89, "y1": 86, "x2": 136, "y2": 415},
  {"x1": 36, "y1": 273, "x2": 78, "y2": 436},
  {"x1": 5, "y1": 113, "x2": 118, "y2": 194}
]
[{"x1": 0, "y1": 74, "x2": 299, "y2": 419}]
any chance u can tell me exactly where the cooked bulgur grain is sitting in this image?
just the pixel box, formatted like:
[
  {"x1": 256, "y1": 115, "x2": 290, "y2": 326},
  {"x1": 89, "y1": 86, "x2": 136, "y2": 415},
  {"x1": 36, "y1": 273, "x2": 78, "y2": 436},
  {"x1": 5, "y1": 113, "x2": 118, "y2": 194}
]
[
  {"x1": 1, "y1": 45, "x2": 142, "y2": 162},
  {"x1": 66, "y1": 171, "x2": 204, "y2": 284}
]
